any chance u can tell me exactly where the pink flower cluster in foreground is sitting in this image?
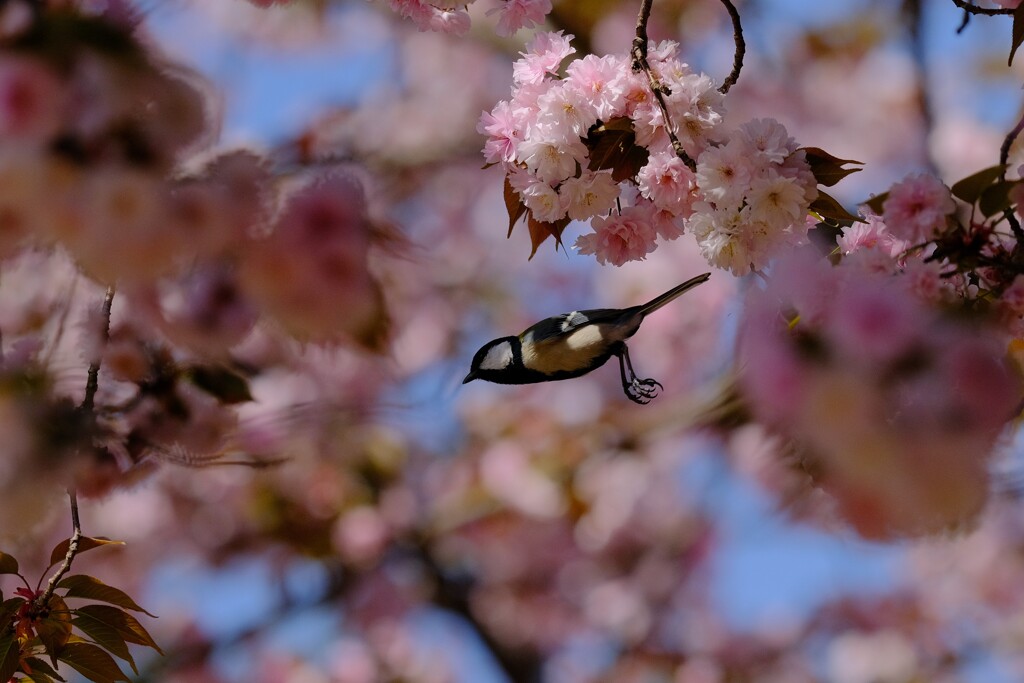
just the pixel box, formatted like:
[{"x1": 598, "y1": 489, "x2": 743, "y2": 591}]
[
  {"x1": 479, "y1": 32, "x2": 819, "y2": 272},
  {"x1": 0, "y1": 10, "x2": 384, "y2": 348},
  {"x1": 739, "y1": 242, "x2": 1021, "y2": 539}
]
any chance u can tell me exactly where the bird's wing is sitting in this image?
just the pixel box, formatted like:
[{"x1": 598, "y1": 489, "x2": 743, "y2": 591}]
[{"x1": 521, "y1": 308, "x2": 623, "y2": 343}]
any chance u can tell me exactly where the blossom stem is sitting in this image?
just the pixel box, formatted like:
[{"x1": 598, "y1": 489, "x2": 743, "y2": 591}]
[
  {"x1": 717, "y1": 0, "x2": 745, "y2": 94},
  {"x1": 631, "y1": 0, "x2": 697, "y2": 170}
]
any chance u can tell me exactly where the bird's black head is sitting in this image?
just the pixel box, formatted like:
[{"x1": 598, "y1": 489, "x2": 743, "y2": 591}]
[{"x1": 463, "y1": 336, "x2": 520, "y2": 384}]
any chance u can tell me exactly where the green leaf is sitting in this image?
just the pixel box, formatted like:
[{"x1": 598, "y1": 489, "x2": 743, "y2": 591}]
[
  {"x1": 37, "y1": 596, "x2": 72, "y2": 663},
  {"x1": 951, "y1": 165, "x2": 1006, "y2": 205},
  {"x1": 48, "y1": 537, "x2": 125, "y2": 571},
  {"x1": 503, "y1": 175, "x2": 527, "y2": 238},
  {"x1": 800, "y1": 147, "x2": 863, "y2": 187},
  {"x1": 186, "y1": 365, "x2": 253, "y2": 405},
  {"x1": 23, "y1": 656, "x2": 66, "y2": 682},
  {"x1": 1011, "y1": 3, "x2": 1024, "y2": 66},
  {"x1": 0, "y1": 552, "x2": 19, "y2": 575},
  {"x1": 586, "y1": 117, "x2": 649, "y2": 182},
  {"x1": 71, "y1": 609, "x2": 137, "y2": 675},
  {"x1": 861, "y1": 190, "x2": 889, "y2": 216},
  {"x1": 23, "y1": 671, "x2": 56, "y2": 683},
  {"x1": 810, "y1": 191, "x2": 862, "y2": 225},
  {"x1": 74, "y1": 605, "x2": 161, "y2": 655},
  {"x1": 57, "y1": 576, "x2": 156, "y2": 618},
  {"x1": 0, "y1": 631, "x2": 20, "y2": 683},
  {"x1": 979, "y1": 179, "x2": 1019, "y2": 217},
  {"x1": 56, "y1": 642, "x2": 130, "y2": 683}
]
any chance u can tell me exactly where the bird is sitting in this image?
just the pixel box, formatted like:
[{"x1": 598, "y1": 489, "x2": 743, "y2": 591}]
[{"x1": 463, "y1": 272, "x2": 711, "y2": 404}]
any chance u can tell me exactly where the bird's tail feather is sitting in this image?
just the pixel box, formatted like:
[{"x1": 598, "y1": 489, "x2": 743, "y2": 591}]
[{"x1": 637, "y1": 272, "x2": 711, "y2": 317}]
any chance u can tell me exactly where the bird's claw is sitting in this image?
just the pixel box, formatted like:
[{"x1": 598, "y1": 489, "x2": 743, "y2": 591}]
[{"x1": 625, "y1": 377, "x2": 663, "y2": 404}]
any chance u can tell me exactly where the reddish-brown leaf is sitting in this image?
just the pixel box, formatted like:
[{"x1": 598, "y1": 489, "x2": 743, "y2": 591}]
[
  {"x1": 526, "y1": 215, "x2": 571, "y2": 260},
  {"x1": 74, "y1": 605, "x2": 161, "y2": 654},
  {"x1": 951, "y1": 164, "x2": 1006, "y2": 205},
  {"x1": 810, "y1": 191, "x2": 862, "y2": 225},
  {"x1": 23, "y1": 656, "x2": 65, "y2": 682},
  {"x1": 586, "y1": 117, "x2": 649, "y2": 182},
  {"x1": 0, "y1": 631, "x2": 20, "y2": 682},
  {"x1": 800, "y1": 146, "x2": 863, "y2": 187},
  {"x1": 71, "y1": 609, "x2": 138, "y2": 674},
  {"x1": 0, "y1": 597, "x2": 24, "y2": 627},
  {"x1": 861, "y1": 190, "x2": 889, "y2": 216},
  {"x1": 57, "y1": 576, "x2": 156, "y2": 618},
  {"x1": 504, "y1": 175, "x2": 527, "y2": 238},
  {"x1": 48, "y1": 537, "x2": 125, "y2": 572},
  {"x1": 37, "y1": 596, "x2": 72, "y2": 663},
  {"x1": 0, "y1": 552, "x2": 18, "y2": 576},
  {"x1": 57, "y1": 642, "x2": 130, "y2": 683}
]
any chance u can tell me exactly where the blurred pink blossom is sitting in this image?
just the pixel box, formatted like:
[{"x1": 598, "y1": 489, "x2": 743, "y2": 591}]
[{"x1": 882, "y1": 172, "x2": 956, "y2": 243}]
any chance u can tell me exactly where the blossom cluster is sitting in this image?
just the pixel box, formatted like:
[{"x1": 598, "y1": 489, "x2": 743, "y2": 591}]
[
  {"x1": 0, "y1": 7, "x2": 385, "y2": 347},
  {"x1": 479, "y1": 32, "x2": 820, "y2": 273},
  {"x1": 738, "y1": 243, "x2": 1021, "y2": 538}
]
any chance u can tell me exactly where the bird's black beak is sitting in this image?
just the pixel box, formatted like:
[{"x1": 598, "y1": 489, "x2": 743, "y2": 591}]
[{"x1": 463, "y1": 371, "x2": 477, "y2": 384}]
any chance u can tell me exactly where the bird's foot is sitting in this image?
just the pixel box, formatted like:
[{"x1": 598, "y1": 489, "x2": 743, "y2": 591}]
[{"x1": 625, "y1": 377, "x2": 663, "y2": 404}]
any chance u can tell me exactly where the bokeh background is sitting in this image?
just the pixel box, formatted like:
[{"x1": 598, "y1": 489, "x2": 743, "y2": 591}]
[{"x1": 6, "y1": 0, "x2": 1024, "y2": 681}]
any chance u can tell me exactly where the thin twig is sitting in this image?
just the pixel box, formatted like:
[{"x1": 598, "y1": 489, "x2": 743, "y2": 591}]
[
  {"x1": 717, "y1": 0, "x2": 745, "y2": 94},
  {"x1": 631, "y1": 0, "x2": 697, "y2": 170},
  {"x1": 36, "y1": 490, "x2": 81, "y2": 608},
  {"x1": 949, "y1": 0, "x2": 1012, "y2": 16},
  {"x1": 956, "y1": 8, "x2": 971, "y2": 33},
  {"x1": 82, "y1": 286, "x2": 115, "y2": 412}
]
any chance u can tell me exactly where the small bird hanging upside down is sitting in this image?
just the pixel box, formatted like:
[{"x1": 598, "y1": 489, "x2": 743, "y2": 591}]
[{"x1": 463, "y1": 272, "x2": 711, "y2": 404}]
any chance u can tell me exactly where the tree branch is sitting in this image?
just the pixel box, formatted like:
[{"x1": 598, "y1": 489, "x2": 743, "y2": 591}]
[
  {"x1": 35, "y1": 287, "x2": 115, "y2": 609},
  {"x1": 631, "y1": 0, "x2": 697, "y2": 170},
  {"x1": 949, "y1": 0, "x2": 1013, "y2": 16},
  {"x1": 82, "y1": 286, "x2": 115, "y2": 413},
  {"x1": 36, "y1": 490, "x2": 81, "y2": 608},
  {"x1": 1000, "y1": 109, "x2": 1024, "y2": 244},
  {"x1": 717, "y1": 0, "x2": 745, "y2": 94}
]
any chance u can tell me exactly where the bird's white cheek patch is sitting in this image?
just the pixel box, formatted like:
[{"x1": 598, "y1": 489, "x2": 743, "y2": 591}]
[{"x1": 480, "y1": 341, "x2": 514, "y2": 370}]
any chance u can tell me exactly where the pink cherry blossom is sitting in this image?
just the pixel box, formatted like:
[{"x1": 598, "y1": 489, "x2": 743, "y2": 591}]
[
  {"x1": 636, "y1": 150, "x2": 698, "y2": 217},
  {"x1": 517, "y1": 135, "x2": 587, "y2": 185},
  {"x1": 882, "y1": 172, "x2": 956, "y2": 243},
  {"x1": 427, "y1": 8, "x2": 471, "y2": 35},
  {"x1": 489, "y1": 0, "x2": 553, "y2": 37},
  {"x1": 695, "y1": 140, "x2": 754, "y2": 209},
  {"x1": 512, "y1": 31, "x2": 574, "y2": 85},
  {"x1": 565, "y1": 54, "x2": 629, "y2": 120},
  {"x1": 509, "y1": 169, "x2": 564, "y2": 222},
  {"x1": 478, "y1": 100, "x2": 521, "y2": 164},
  {"x1": 239, "y1": 172, "x2": 382, "y2": 343},
  {"x1": 559, "y1": 169, "x2": 618, "y2": 221},
  {"x1": 745, "y1": 174, "x2": 807, "y2": 227},
  {"x1": 574, "y1": 202, "x2": 659, "y2": 266},
  {"x1": 0, "y1": 54, "x2": 63, "y2": 144},
  {"x1": 738, "y1": 118, "x2": 797, "y2": 164}
]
